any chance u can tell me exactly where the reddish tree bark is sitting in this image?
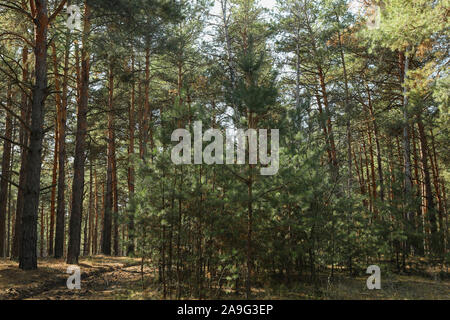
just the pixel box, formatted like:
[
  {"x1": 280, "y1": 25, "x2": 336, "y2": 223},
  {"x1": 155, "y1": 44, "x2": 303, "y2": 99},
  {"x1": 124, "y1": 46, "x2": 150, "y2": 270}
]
[
  {"x1": 417, "y1": 119, "x2": 437, "y2": 252},
  {"x1": 48, "y1": 41, "x2": 60, "y2": 256},
  {"x1": 0, "y1": 85, "x2": 13, "y2": 257},
  {"x1": 20, "y1": 0, "x2": 50, "y2": 270}
]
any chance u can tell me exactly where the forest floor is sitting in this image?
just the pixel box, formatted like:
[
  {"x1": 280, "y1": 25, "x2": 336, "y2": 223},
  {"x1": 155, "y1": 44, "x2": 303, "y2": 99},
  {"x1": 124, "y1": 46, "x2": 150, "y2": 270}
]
[{"x1": 0, "y1": 256, "x2": 449, "y2": 300}]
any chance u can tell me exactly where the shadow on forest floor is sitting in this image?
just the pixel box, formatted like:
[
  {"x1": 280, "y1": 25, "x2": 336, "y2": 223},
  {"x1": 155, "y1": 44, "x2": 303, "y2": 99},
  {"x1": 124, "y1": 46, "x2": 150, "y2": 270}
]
[{"x1": 0, "y1": 256, "x2": 448, "y2": 300}]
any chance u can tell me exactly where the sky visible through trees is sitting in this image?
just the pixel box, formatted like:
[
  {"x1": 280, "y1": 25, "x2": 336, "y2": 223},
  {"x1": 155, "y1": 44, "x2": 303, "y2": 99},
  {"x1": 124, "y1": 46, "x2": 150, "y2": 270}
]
[{"x1": 0, "y1": 0, "x2": 448, "y2": 300}]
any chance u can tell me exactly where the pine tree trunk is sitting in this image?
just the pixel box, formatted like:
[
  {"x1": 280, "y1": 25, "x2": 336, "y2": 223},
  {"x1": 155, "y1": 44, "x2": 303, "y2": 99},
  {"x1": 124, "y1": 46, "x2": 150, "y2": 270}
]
[
  {"x1": 6, "y1": 134, "x2": 15, "y2": 258},
  {"x1": 363, "y1": 138, "x2": 372, "y2": 213},
  {"x1": 138, "y1": 66, "x2": 144, "y2": 159},
  {"x1": 141, "y1": 48, "x2": 151, "y2": 159},
  {"x1": 366, "y1": 125, "x2": 377, "y2": 213},
  {"x1": 336, "y1": 18, "x2": 352, "y2": 196},
  {"x1": 127, "y1": 53, "x2": 136, "y2": 256},
  {"x1": 220, "y1": 0, "x2": 238, "y2": 123},
  {"x1": 113, "y1": 150, "x2": 119, "y2": 256},
  {"x1": 0, "y1": 86, "x2": 13, "y2": 257},
  {"x1": 102, "y1": 63, "x2": 114, "y2": 256},
  {"x1": 12, "y1": 47, "x2": 30, "y2": 260},
  {"x1": 54, "y1": 24, "x2": 70, "y2": 259},
  {"x1": 429, "y1": 128, "x2": 445, "y2": 254},
  {"x1": 315, "y1": 93, "x2": 333, "y2": 166},
  {"x1": 40, "y1": 204, "x2": 44, "y2": 257},
  {"x1": 417, "y1": 119, "x2": 437, "y2": 253},
  {"x1": 20, "y1": 0, "x2": 50, "y2": 270},
  {"x1": 67, "y1": 2, "x2": 90, "y2": 265},
  {"x1": 85, "y1": 161, "x2": 93, "y2": 256},
  {"x1": 112, "y1": 59, "x2": 119, "y2": 255},
  {"x1": 93, "y1": 166, "x2": 98, "y2": 255},
  {"x1": 411, "y1": 126, "x2": 424, "y2": 254},
  {"x1": 317, "y1": 67, "x2": 337, "y2": 170},
  {"x1": 400, "y1": 52, "x2": 413, "y2": 223},
  {"x1": 367, "y1": 86, "x2": 384, "y2": 202},
  {"x1": 48, "y1": 42, "x2": 61, "y2": 256}
]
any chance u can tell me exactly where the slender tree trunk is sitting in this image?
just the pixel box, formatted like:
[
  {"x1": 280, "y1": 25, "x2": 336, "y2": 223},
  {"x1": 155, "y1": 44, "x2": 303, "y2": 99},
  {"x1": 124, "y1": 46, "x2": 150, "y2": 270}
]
[
  {"x1": 358, "y1": 143, "x2": 369, "y2": 208},
  {"x1": 40, "y1": 204, "x2": 44, "y2": 257},
  {"x1": 400, "y1": 51, "x2": 413, "y2": 260},
  {"x1": 363, "y1": 138, "x2": 372, "y2": 213},
  {"x1": 113, "y1": 149, "x2": 119, "y2": 256},
  {"x1": 137, "y1": 63, "x2": 144, "y2": 160},
  {"x1": 417, "y1": 119, "x2": 437, "y2": 252},
  {"x1": 417, "y1": 135, "x2": 429, "y2": 253},
  {"x1": 353, "y1": 146, "x2": 367, "y2": 208},
  {"x1": 245, "y1": 113, "x2": 256, "y2": 299},
  {"x1": 83, "y1": 175, "x2": 90, "y2": 257},
  {"x1": 67, "y1": 2, "x2": 90, "y2": 264},
  {"x1": 315, "y1": 93, "x2": 333, "y2": 166},
  {"x1": 102, "y1": 181, "x2": 106, "y2": 246},
  {"x1": 317, "y1": 66, "x2": 339, "y2": 187},
  {"x1": 127, "y1": 53, "x2": 136, "y2": 256},
  {"x1": 47, "y1": 120, "x2": 58, "y2": 256},
  {"x1": 141, "y1": 48, "x2": 151, "y2": 159},
  {"x1": 92, "y1": 166, "x2": 99, "y2": 255},
  {"x1": 411, "y1": 126, "x2": 424, "y2": 254},
  {"x1": 86, "y1": 161, "x2": 94, "y2": 256},
  {"x1": 6, "y1": 124, "x2": 16, "y2": 258},
  {"x1": 0, "y1": 86, "x2": 13, "y2": 257},
  {"x1": 367, "y1": 124, "x2": 377, "y2": 213},
  {"x1": 367, "y1": 86, "x2": 384, "y2": 202},
  {"x1": 112, "y1": 60, "x2": 119, "y2": 255},
  {"x1": 400, "y1": 51, "x2": 413, "y2": 222},
  {"x1": 246, "y1": 175, "x2": 253, "y2": 300},
  {"x1": 220, "y1": 0, "x2": 238, "y2": 123},
  {"x1": 48, "y1": 42, "x2": 61, "y2": 256},
  {"x1": 429, "y1": 129, "x2": 446, "y2": 254},
  {"x1": 12, "y1": 46, "x2": 30, "y2": 260},
  {"x1": 336, "y1": 15, "x2": 352, "y2": 196},
  {"x1": 102, "y1": 63, "x2": 114, "y2": 255},
  {"x1": 55, "y1": 24, "x2": 70, "y2": 259}
]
